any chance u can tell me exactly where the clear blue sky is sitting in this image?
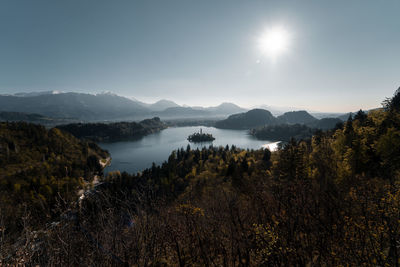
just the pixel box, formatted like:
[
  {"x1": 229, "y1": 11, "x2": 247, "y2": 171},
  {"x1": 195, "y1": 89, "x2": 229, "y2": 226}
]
[{"x1": 0, "y1": 0, "x2": 399, "y2": 112}]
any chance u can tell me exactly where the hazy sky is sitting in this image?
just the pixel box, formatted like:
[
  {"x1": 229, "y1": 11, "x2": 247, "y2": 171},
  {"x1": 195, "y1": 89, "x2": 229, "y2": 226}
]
[{"x1": 0, "y1": 0, "x2": 399, "y2": 112}]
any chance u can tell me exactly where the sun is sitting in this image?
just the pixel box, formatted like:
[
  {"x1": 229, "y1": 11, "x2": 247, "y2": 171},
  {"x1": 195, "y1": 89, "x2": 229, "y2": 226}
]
[{"x1": 258, "y1": 26, "x2": 290, "y2": 60}]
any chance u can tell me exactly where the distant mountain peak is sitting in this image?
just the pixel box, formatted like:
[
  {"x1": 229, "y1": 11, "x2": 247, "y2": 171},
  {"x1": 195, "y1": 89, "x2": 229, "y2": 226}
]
[
  {"x1": 14, "y1": 90, "x2": 64, "y2": 97},
  {"x1": 216, "y1": 102, "x2": 240, "y2": 107},
  {"x1": 0, "y1": 91, "x2": 150, "y2": 121},
  {"x1": 147, "y1": 99, "x2": 180, "y2": 111},
  {"x1": 96, "y1": 91, "x2": 119, "y2": 96},
  {"x1": 207, "y1": 102, "x2": 246, "y2": 114},
  {"x1": 154, "y1": 99, "x2": 179, "y2": 105}
]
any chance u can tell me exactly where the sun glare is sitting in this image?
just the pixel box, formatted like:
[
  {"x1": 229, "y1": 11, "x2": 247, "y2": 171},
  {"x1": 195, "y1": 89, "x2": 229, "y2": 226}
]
[{"x1": 258, "y1": 26, "x2": 290, "y2": 60}]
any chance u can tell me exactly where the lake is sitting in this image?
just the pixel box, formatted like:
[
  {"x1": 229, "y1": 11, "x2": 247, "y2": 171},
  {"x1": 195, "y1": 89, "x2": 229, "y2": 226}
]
[{"x1": 99, "y1": 126, "x2": 278, "y2": 174}]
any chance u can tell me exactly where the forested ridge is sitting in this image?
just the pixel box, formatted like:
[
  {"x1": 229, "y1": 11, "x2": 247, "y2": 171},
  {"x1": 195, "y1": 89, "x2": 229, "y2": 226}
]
[
  {"x1": 1, "y1": 89, "x2": 400, "y2": 266},
  {"x1": 0, "y1": 111, "x2": 78, "y2": 126},
  {"x1": 215, "y1": 108, "x2": 343, "y2": 131},
  {"x1": 56, "y1": 117, "x2": 166, "y2": 142}
]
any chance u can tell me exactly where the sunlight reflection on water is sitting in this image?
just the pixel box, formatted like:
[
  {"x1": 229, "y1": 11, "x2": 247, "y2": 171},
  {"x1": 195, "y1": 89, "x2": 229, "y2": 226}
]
[{"x1": 100, "y1": 126, "x2": 279, "y2": 174}]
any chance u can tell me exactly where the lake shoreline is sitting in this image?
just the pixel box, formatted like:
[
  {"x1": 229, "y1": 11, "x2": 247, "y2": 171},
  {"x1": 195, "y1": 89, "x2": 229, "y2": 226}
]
[{"x1": 100, "y1": 126, "x2": 279, "y2": 174}]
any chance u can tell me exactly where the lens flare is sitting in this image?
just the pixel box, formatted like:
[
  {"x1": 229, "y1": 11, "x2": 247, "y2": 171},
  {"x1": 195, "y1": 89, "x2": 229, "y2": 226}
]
[{"x1": 258, "y1": 26, "x2": 290, "y2": 60}]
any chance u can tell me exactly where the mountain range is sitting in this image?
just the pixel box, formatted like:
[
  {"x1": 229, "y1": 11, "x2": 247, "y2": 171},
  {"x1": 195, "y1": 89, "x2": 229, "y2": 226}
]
[
  {"x1": 0, "y1": 91, "x2": 246, "y2": 121},
  {"x1": 0, "y1": 91, "x2": 354, "y2": 124}
]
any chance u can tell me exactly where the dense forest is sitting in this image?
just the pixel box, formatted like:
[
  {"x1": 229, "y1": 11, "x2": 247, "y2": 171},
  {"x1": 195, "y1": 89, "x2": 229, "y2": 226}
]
[
  {"x1": 215, "y1": 109, "x2": 278, "y2": 129},
  {"x1": 250, "y1": 117, "x2": 344, "y2": 141},
  {"x1": 0, "y1": 111, "x2": 79, "y2": 126},
  {"x1": 0, "y1": 122, "x2": 109, "y2": 259},
  {"x1": 276, "y1": 110, "x2": 318, "y2": 125},
  {"x1": 56, "y1": 117, "x2": 166, "y2": 142},
  {"x1": 1, "y1": 89, "x2": 399, "y2": 265},
  {"x1": 251, "y1": 123, "x2": 317, "y2": 141},
  {"x1": 215, "y1": 108, "x2": 343, "y2": 131}
]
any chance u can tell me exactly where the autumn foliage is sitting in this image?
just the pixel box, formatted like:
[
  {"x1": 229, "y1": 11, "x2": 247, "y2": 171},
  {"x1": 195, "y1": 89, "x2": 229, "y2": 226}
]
[{"x1": 2, "y1": 90, "x2": 400, "y2": 266}]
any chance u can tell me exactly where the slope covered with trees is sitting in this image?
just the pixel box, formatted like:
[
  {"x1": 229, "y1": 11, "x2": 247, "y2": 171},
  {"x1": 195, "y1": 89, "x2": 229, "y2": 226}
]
[
  {"x1": 307, "y1": 117, "x2": 343, "y2": 130},
  {"x1": 4, "y1": 89, "x2": 400, "y2": 266},
  {"x1": 277, "y1": 110, "x2": 318, "y2": 124},
  {"x1": 251, "y1": 123, "x2": 316, "y2": 141},
  {"x1": 216, "y1": 108, "x2": 345, "y2": 133},
  {"x1": 215, "y1": 108, "x2": 278, "y2": 129},
  {"x1": 0, "y1": 122, "x2": 109, "y2": 253},
  {"x1": 56, "y1": 117, "x2": 166, "y2": 142},
  {"x1": 0, "y1": 111, "x2": 78, "y2": 126},
  {"x1": 250, "y1": 117, "x2": 343, "y2": 141}
]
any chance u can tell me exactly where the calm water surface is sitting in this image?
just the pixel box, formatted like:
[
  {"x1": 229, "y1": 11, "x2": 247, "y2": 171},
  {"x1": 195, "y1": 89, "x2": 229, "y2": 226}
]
[{"x1": 99, "y1": 126, "x2": 277, "y2": 174}]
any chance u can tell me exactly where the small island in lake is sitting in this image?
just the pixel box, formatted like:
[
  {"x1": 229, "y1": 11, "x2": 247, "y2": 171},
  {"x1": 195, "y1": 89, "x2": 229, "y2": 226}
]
[{"x1": 187, "y1": 128, "x2": 215, "y2": 142}]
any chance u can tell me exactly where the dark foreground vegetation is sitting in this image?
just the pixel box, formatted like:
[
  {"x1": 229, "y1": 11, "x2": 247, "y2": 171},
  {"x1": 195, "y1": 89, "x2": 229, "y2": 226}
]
[
  {"x1": 56, "y1": 117, "x2": 166, "y2": 142},
  {"x1": 1, "y1": 89, "x2": 400, "y2": 266},
  {"x1": 0, "y1": 122, "x2": 109, "y2": 262}
]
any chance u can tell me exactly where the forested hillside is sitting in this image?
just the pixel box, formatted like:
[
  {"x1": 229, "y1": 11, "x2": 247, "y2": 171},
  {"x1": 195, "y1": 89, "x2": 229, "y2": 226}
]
[
  {"x1": 215, "y1": 109, "x2": 278, "y2": 129},
  {"x1": 216, "y1": 108, "x2": 344, "y2": 132},
  {"x1": 3, "y1": 89, "x2": 400, "y2": 266},
  {"x1": 277, "y1": 110, "x2": 318, "y2": 124},
  {"x1": 251, "y1": 123, "x2": 316, "y2": 141},
  {"x1": 0, "y1": 122, "x2": 109, "y2": 256},
  {"x1": 56, "y1": 117, "x2": 166, "y2": 142},
  {"x1": 0, "y1": 111, "x2": 78, "y2": 126}
]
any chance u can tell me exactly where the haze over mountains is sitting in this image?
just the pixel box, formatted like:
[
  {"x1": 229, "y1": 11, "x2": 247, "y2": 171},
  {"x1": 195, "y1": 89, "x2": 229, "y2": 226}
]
[
  {"x1": 0, "y1": 91, "x2": 360, "y2": 126},
  {"x1": 0, "y1": 91, "x2": 246, "y2": 121}
]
